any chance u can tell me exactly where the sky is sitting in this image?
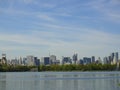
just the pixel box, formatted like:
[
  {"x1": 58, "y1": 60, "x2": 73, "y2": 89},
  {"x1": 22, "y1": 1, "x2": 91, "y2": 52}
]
[{"x1": 0, "y1": 0, "x2": 120, "y2": 60}]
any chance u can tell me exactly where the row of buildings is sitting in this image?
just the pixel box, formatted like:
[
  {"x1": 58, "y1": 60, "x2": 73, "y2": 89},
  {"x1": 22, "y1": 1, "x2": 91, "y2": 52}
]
[
  {"x1": 103, "y1": 52, "x2": 119, "y2": 64},
  {"x1": 0, "y1": 52, "x2": 119, "y2": 66}
]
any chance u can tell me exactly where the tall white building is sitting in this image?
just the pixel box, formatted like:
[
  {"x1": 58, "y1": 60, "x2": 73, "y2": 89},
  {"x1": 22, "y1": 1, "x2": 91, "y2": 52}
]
[
  {"x1": 98, "y1": 57, "x2": 102, "y2": 64},
  {"x1": 50, "y1": 55, "x2": 56, "y2": 64},
  {"x1": 27, "y1": 55, "x2": 35, "y2": 66},
  {"x1": 113, "y1": 52, "x2": 119, "y2": 64},
  {"x1": 1, "y1": 54, "x2": 7, "y2": 64},
  {"x1": 18, "y1": 57, "x2": 23, "y2": 65}
]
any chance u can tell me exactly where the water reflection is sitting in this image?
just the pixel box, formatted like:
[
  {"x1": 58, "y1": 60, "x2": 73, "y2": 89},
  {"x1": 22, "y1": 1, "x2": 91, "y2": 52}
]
[
  {"x1": 73, "y1": 75, "x2": 78, "y2": 90},
  {"x1": 0, "y1": 72, "x2": 120, "y2": 90},
  {"x1": 0, "y1": 73, "x2": 6, "y2": 90}
]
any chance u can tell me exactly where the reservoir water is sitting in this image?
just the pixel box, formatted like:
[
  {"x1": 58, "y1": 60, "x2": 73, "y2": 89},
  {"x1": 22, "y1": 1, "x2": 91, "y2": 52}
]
[{"x1": 0, "y1": 72, "x2": 120, "y2": 90}]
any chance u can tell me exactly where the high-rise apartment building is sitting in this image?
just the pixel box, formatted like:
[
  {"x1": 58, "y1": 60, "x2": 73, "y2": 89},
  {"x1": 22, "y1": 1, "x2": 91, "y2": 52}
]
[
  {"x1": 91, "y1": 56, "x2": 95, "y2": 63},
  {"x1": 62, "y1": 57, "x2": 72, "y2": 64},
  {"x1": 110, "y1": 53, "x2": 114, "y2": 62},
  {"x1": 83, "y1": 57, "x2": 91, "y2": 64},
  {"x1": 27, "y1": 55, "x2": 35, "y2": 66},
  {"x1": 1, "y1": 54, "x2": 7, "y2": 64},
  {"x1": 34, "y1": 57, "x2": 40, "y2": 66},
  {"x1": 50, "y1": 55, "x2": 56, "y2": 64},
  {"x1": 72, "y1": 54, "x2": 78, "y2": 64},
  {"x1": 113, "y1": 52, "x2": 119, "y2": 64},
  {"x1": 41, "y1": 57, "x2": 50, "y2": 65}
]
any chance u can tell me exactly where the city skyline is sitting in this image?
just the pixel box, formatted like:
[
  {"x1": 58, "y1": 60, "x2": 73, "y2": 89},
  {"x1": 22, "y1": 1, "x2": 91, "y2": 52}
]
[
  {"x1": 1, "y1": 52, "x2": 119, "y2": 66},
  {"x1": 0, "y1": 0, "x2": 120, "y2": 59},
  {"x1": 0, "y1": 52, "x2": 119, "y2": 61}
]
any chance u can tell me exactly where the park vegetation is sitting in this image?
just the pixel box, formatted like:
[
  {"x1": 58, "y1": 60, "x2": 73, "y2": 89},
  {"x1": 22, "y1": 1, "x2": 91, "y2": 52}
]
[
  {"x1": 0, "y1": 64, "x2": 34, "y2": 72},
  {"x1": 38, "y1": 64, "x2": 117, "y2": 72},
  {"x1": 0, "y1": 63, "x2": 118, "y2": 72}
]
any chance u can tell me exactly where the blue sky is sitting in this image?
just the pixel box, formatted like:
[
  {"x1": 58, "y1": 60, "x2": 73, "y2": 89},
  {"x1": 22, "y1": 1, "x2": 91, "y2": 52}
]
[{"x1": 0, "y1": 0, "x2": 120, "y2": 59}]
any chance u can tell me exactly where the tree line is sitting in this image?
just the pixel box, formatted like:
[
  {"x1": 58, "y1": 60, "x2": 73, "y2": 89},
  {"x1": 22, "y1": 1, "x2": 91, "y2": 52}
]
[
  {"x1": 38, "y1": 64, "x2": 117, "y2": 71},
  {"x1": 0, "y1": 64, "x2": 118, "y2": 72},
  {"x1": 0, "y1": 64, "x2": 34, "y2": 72}
]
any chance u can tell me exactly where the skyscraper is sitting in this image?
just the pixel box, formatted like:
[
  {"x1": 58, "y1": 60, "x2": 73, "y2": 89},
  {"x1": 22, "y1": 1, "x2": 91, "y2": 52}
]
[
  {"x1": 23, "y1": 57, "x2": 27, "y2": 65},
  {"x1": 27, "y1": 55, "x2": 35, "y2": 66},
  {"x1": 72, "y1": 53, "x2": 78, "y2": 64},
  {"x1": 62, "y1": 56, "x2": 72, "y2": 65},
  {"x1": 34, "y1": 57, "x2": 40, "y2": 66},
  {"x1": 83, "y1": 57, "x2": 91, "y2": 64},
  {"x1": 50, "y1": 55, "x2": 56, "y2": 64},
  {"x1": 41, "y1": 57, "x2": 50, "y2": 65},
  {"x1": 91, "y1": 56, "x2": 95, "y2": 63},
  {"x1": 113, "y1": 52, "x2": 119, "y2": 64},
  {"x1": 1, "y1": 54, "x2": 7, "y2": 64},
  {"x1": 110, "y1": 53, "x2": 114, "y2": 62},
  {"x1": 115, "y1": 52, "x2": 119, "y2": 62},
  {"x1": 98, "y1": 57, "x2": 102, "y2": 63},
  {"x1": 103, "y1": 57, "x2": 108, "y2": 64}
]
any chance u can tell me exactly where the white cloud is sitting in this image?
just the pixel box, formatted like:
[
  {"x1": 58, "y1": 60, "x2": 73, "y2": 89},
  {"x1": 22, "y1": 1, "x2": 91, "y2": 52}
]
[
  {"x1": 40, "y1": 3, "x2": 56, "y2": 8},
  {"x1": 0, "y1": 0, "x2": 120, "y2": 59},
  {"x1": 20, "y1": 0, "x2": 37, "y2": 4},
  {"x1": 37, "y1": 14, "x2": 56, "y2": 22},
  {"x1": 0, "y1": 27, "x2": 120, "y2": 59},
  {"x1": 90, "y1": 0, "x2": 120, "y2": 22},
  {"x1": 109, "y1": 0, "x2": 120, "y2": 5}
]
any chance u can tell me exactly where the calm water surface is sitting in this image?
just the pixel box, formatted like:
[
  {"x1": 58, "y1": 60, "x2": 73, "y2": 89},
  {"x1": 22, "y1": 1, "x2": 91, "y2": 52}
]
[{"x1": 0, "y1": 72, "x2": 120, "y2": 90}]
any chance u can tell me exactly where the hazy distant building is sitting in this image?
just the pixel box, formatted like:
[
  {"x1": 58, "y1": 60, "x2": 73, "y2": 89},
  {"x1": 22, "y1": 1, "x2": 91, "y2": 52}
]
[
  {"x1": 18, "y1": 57, "x2": 23, "y2": 65},
  {"x1": 91, "y1": 56, "x2": 95, "y2": 63},
  {"x1": 108, "y1": 56, "x2": 112, "y2": 63},
  {"x1": 96, "y1": 57, "x2": 102, "y2": 64},
  {"x1": 83, "y1": 57, "x2": 91, "y2": 64},
  {"x1": 62, "y1": 57, "x2": 72, "y2": 65},
  {"x1": 115, "y1": 52, "x2": 119, "y2": 62},
  {"x1": 110, "y1": 53, "x2": 114, "y2": 62},
  {"x1": 113, "y1": 52, "x2": 119, "y2": 64},
  {"x1": 103, "y1": 57, "x2": 109, "y2": 64},
  {"x1": 27, "y1": 55, "x2": 35, "y2": 66},
  {"x1": 7, "y1": 60, "x2": 11, "y2": 65},
  {"x1": 34, "y1": 57, "x2": 40, "y2": 66},
  {"x1": 50, "y1": 55, "x2": 56, "y2": 64},
  {"x1": 79, "y1": 59, "x2": 84, "y2": 64},
  {"x1": 72, "y1": 54, "x2": 78, "y2": 64},
  {"x1": 23, "y1": 58, "x2": 27, "y2": 65},
  {"x1": 1, "y1": 54, "x2": 7, "y2": 64},
  {"x1": 41, "y1": 57, "x2": 50, "y2": 65},
  {"x1": 55, "y1": 60, "x2": 60, "y2": 65},
  {"x1": 11, "y1": 58, "x2": 19, "y2": 65}
]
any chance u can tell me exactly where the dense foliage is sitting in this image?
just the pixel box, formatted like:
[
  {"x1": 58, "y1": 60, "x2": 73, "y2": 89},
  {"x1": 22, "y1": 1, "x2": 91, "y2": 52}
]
[
  {"x1": 0, "y1": 64, "x2": 32, "y2": 72},
  {"x1": 38, "y1": 64, "x2": 117, "y2": 72},
  {"x1": 0, "y1": 64, "x2": 118, "y2": 72}
]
